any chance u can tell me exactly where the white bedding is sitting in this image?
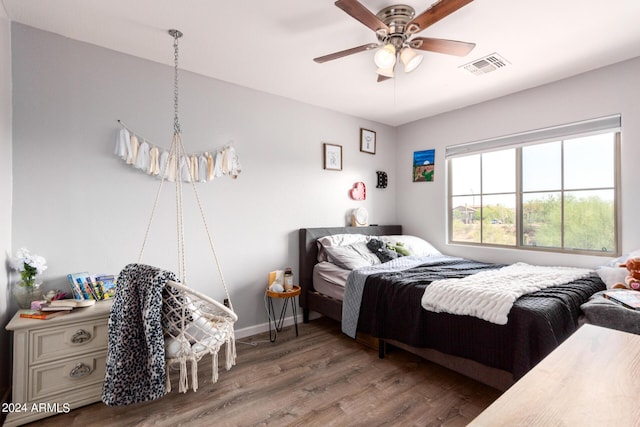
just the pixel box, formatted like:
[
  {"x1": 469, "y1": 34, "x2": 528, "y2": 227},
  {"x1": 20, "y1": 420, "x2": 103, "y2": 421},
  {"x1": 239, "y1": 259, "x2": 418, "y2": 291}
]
[{"x1": 421, "y1": 262, "x2": 592, "y2": 325}]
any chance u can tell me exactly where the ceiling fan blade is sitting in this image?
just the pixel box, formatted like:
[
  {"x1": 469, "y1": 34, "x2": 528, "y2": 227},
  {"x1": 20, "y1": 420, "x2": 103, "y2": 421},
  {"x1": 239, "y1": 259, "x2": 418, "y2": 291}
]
[
  {"x1": 377, "y1": 74, "x2": 392, "y2": 83},
  {"x1": 335, "y1": 0, "x2": 390, "y2": 35},
  {"x1": 406, "y1": 0, "x2": 474, "y2": 34},
  {"x1": 410, "y1": 37, "x2": 476, "y2": 56},
  {"x1": 314, "y1": 43, "x2": 379, "y2": 63}
]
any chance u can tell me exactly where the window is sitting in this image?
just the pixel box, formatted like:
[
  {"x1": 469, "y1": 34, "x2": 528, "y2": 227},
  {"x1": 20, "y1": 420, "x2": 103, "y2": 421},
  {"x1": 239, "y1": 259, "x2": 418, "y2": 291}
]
[{"x1": 447, "y1": 115, "x2": 620, "y2": 255}]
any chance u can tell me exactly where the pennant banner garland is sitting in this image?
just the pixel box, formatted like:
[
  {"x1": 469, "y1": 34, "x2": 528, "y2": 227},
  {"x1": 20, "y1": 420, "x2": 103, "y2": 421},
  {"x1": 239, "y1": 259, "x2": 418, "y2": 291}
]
[{"x1": 114, "y1": 123, "x2": 241, "y2": 182}]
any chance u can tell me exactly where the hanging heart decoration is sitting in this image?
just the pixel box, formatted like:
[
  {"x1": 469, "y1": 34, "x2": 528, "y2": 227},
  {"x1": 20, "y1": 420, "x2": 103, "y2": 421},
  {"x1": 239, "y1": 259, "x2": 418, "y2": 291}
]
[{"x1": 350, "y1": 182, "x2": 366, "y2": 200}]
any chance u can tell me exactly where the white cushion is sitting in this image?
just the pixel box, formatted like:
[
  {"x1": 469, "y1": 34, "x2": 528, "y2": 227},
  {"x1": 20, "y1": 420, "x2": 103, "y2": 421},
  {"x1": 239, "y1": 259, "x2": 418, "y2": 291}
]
[
  {"x1": 379, "y1": 235, "x2": 441, "y2": 257},
  {"x1": 316, "y1": 233, "x2": 369, "y2": 262},
  {"x1": 596, "y1": 266, "x2": 627, "y2": 289},
  {"x1": 324, "y1": 242, "x2": 380, "y2": 270}
]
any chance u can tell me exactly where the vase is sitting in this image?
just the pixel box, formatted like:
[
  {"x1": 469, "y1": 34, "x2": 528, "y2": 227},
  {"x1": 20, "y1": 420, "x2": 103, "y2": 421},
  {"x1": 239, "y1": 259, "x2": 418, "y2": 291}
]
[{"x1": 13, "y1": 282, "x2": 43, "y2": 309}]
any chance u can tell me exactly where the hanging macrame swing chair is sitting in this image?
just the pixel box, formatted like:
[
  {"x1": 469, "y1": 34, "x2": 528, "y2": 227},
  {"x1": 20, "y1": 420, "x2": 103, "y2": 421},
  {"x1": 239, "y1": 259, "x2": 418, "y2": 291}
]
[
  {"x1": 154, "y1": 29, "x2": 237, "y2": 394},
  {"x1": 113, "y1": 29, "x2": 237, "y2": 397}
]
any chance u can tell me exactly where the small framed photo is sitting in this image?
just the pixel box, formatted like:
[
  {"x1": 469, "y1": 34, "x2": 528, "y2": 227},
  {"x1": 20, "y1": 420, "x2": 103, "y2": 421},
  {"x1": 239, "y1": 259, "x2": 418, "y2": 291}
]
[
  {"x1": 360, "y1": 128, "x2": 376, "y2": 154},
  {"x1": 323, "y1": 143, "x2": 343, "y2": 171}
]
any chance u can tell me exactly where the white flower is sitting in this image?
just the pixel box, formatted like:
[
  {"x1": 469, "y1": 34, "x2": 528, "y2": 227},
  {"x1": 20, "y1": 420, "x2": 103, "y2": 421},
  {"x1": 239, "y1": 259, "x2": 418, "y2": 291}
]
[
  {"x1": 29, "y1": 255, "x2": 48, "y2": 274},
  {"x1": 10, "y1": 248, "x2": 47, "y2": 275}
]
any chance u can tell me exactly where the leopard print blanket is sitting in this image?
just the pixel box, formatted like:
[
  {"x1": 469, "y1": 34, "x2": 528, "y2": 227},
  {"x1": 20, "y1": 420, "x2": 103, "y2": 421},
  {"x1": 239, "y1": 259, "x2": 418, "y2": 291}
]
[{"x1": 102, "y1": 263, "x2": 178, "y2": 406}]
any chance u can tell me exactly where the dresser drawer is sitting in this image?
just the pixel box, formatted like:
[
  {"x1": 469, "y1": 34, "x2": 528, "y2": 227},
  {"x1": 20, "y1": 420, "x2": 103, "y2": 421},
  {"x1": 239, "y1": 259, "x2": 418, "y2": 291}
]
[
  {"x1": 30, "y1": 318, "x2": 108, "y2": 364},
  {"x1": 29, "y1": 350, "x2": 107, "y2": 401}
]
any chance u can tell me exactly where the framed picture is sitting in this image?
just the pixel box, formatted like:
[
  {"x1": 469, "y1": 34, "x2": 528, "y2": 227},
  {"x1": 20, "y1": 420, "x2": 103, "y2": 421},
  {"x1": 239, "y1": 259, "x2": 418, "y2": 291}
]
[
  {"x1": 413, "y1": 149, "x2": 435, "y2": 182},
  {"x1": 323, "y1": 143, "x2": 343, "y2": 171},
  {"x1": 360, "y1": 128, "x2": 376, "y2": 154}
]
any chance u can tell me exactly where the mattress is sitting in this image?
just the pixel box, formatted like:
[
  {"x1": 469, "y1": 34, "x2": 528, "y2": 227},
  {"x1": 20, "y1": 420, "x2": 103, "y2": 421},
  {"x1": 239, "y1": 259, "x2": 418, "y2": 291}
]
[{"x1": 312, "y1": 261, "x2": 350, "y2": 301}]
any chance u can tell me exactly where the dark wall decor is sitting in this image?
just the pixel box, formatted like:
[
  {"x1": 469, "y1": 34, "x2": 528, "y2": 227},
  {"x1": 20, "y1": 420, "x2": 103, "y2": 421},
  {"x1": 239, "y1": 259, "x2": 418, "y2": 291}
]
[{"x1": 376, "y1": 171, "x2": 388, "y2": 188}]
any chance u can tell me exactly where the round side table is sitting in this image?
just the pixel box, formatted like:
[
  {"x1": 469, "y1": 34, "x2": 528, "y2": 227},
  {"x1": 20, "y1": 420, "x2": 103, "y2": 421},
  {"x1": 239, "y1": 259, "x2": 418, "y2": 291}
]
[{"x1": 266, "y1": 285, "x2": 300, "y2": 342}]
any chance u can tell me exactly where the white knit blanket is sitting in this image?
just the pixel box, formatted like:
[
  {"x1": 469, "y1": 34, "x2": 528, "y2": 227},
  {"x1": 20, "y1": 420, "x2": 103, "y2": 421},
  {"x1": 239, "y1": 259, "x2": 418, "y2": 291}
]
[{"x1": 421, "y1": 262, "x2": 592, "y2": 325}]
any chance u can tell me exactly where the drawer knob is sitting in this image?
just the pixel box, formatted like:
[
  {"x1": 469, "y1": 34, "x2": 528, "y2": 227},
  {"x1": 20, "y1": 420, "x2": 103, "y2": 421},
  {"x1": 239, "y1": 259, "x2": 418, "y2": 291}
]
[
  {"x1": 69, "y1": 362, "x2": 92, "y2": 379},
  {"x1": 71, "y1": 329, "x2": 92, "y2": 344}
]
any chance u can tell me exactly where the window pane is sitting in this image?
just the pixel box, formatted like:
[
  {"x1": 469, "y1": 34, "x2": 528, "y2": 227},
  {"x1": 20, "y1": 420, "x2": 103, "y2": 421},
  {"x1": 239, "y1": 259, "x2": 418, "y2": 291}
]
[
  {"x1": 451, "y1": 155, "x2": 480, "y2": 196},
  {"x1": 564, "y1": 190, "x2": 615, "y2": 252},
  {"x1": 482, "y1": 149, "x2": 515, "y2": 194},
  {"x1": 523, "y1": 142, "x2": 561, "y2": 192},
  {"x1": 481, "y1": 194, "x2": 515, "y2": 245},
  {"x1": 564, "y1": 134, "x2": 614, "y2": 189},
  {"x1": 451, "y1": 196, "x2": 480, "y2": 243},
  {"x1": 447, "y1": 125, "x2": 618, "y2": 255},
  {"x1": 522, "y1": 192, "x2": 561, "y2": 248}
]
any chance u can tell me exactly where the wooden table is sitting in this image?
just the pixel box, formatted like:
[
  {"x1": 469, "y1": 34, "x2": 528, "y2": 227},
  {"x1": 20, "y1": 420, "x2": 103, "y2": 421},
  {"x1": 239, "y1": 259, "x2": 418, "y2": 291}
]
[
  {"x1": 266, "y1": 285, "x2": 300, "y2": 342},
  {"x1": 469, "y1": 324, "x2": 640, "y2": 426}
]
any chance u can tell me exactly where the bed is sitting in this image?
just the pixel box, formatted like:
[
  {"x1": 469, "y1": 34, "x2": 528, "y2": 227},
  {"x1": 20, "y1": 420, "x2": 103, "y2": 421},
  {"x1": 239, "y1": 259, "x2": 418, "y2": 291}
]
[{"x1": 299, "y1": 225, "x2": 606, "y2": 391}]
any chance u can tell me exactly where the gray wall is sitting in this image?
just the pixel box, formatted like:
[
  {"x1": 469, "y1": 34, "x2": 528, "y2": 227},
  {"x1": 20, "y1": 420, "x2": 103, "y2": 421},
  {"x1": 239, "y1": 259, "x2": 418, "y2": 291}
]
[
  {"x1": 396, "y1": 56, "x2": 640, "y2": 268},
  {"x1": 10, "y1": 24, "x2": 397, "y2": 333},
  {"x1": 0, "y1": 11, "x2": 13, "y2": 396}
]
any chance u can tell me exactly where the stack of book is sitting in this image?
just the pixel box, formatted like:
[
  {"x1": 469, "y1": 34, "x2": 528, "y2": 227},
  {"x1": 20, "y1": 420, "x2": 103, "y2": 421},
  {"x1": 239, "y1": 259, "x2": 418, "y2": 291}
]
[
  {"x1": 20, "y1": 298, "x2": 95, "y2": 320},
  {"x1": 67, "y1": 272, "x2": 116, "y2": 301}
]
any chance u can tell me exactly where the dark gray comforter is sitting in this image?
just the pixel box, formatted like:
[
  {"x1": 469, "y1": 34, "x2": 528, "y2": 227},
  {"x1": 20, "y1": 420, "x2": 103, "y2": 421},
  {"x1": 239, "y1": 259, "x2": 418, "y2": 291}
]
[{"x1": 349, "y1": 256, "x2": 605, "y2": 380}]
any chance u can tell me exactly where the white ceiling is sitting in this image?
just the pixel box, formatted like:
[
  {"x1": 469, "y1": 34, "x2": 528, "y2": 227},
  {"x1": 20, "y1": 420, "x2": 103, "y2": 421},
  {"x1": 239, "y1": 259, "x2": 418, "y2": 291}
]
[{"x1": 3, "y1": 0, "x2": 640, "y2": 126}]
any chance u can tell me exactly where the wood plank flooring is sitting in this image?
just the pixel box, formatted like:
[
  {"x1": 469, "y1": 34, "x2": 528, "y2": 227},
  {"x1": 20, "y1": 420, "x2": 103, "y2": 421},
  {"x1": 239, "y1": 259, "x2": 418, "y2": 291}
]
[{"x1": 25, "y1": 318, "x2": 501, "y2": 427}]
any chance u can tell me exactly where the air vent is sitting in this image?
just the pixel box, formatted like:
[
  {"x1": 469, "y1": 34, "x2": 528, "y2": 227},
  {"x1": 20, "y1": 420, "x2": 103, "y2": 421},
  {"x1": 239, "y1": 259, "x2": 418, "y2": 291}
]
[{"x1": 461, "y1": 53, "x2": 510, "y2": 76}]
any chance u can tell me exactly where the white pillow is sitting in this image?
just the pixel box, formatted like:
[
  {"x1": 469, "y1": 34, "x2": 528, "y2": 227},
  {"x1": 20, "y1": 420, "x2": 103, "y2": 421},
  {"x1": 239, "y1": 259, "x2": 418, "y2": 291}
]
[
  {"x1": 317, "y1": 233, "x2": 369, "y2": 262},
  {"x1": 324, "y1": 242, "x2": 380, "y2": 270},
  {"x1": 606, "y1": 248, "x2": 640, "y2": 267},
  {"x1": 596, "y1": 266, "x2": 627, "y2": 289},
  {"x1": 598, "y1": 249, "x2": 640, "y2": 289},
  {"x1": 379, "y1": 235, "x2": 441, "y2": 257}
]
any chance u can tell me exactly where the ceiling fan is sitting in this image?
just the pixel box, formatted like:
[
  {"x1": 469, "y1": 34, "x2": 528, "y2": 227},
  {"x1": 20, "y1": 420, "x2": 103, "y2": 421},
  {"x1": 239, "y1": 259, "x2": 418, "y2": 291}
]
[{"x1": 314, "y1": 0, "x2": 476, "y2": 81}]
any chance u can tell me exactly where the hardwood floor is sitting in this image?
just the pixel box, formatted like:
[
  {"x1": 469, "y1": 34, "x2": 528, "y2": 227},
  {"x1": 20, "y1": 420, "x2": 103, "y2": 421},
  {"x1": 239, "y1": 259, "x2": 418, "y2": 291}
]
[{"x1": 26, "y1": 318, "x2": 501, "y2": 427}]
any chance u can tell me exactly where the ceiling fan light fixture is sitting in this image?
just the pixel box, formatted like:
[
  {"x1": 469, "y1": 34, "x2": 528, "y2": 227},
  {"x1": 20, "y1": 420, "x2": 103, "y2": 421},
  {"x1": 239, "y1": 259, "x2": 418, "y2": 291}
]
[
  {"x1": 374, "y1": 43, "x2": 396, "y2": 69},
  {"x1": 376, "y1": 66, "x2": 394, "y2": 78},
  {"x1": 400, "y1": 47, "x2": 423, "y2": 73}
]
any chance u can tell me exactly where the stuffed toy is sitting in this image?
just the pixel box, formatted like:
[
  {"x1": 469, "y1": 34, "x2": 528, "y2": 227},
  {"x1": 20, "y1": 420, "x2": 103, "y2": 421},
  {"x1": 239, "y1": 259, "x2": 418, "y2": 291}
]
[
  {"x1": 367, "y1": 238, "x2": 398, "y2": 263},
  {"x1": 387, "y1": 241, "x2": 411, "y2": 257},
  {"x1": 613, "y1": 257, "x2": 640, "y2": 290}
]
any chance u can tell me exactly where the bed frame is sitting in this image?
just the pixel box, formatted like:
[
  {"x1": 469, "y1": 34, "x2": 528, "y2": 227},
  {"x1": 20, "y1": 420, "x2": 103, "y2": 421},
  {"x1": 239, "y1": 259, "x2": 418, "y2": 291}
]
[
  {"x1": 299, "y1": 225, "x2": 401, "y2": 323},
  {"x1": 298, "y1": 225, "x2": 515, "y2": 391}
]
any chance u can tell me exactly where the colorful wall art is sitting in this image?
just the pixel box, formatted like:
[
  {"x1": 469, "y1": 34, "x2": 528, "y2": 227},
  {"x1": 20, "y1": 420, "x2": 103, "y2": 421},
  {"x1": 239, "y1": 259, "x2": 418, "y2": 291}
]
[{"x1": 413, "y1": 149, "x2": 435, "y2": 182}]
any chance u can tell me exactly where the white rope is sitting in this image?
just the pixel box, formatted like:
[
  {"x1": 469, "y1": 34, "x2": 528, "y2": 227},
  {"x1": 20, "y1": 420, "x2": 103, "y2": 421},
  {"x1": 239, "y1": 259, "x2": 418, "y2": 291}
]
[
  {"x1": 138, "y1": 134, "x2": 178, "y2": 262},
  {"x1": 195, "y1": 190, "x2": 234, "y2": 308},
  {"x1": 212, "y1": 352, "x2": 219, "y2": 383}
]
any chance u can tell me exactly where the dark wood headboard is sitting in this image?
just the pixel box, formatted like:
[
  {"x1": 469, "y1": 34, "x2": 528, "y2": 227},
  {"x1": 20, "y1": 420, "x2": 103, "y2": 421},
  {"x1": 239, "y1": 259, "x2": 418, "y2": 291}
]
[{"x1": 298, "y1": 225, "x2": 402, "y2": 322}]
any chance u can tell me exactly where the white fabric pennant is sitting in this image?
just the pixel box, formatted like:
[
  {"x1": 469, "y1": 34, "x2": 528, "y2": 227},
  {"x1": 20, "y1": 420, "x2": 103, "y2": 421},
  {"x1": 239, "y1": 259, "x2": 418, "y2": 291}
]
[{"x1": 114, "y1": 123, "x2": 242, "y2": 182}]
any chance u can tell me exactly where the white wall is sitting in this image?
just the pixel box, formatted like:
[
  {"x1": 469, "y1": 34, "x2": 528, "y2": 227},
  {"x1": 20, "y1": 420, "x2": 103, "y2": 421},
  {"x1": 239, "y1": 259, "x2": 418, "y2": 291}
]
[
  {"x1": 0, "y1": 9, "x2": 12, "y2": 394},
  {"x1": 396, "y1": 57, "x2": 640, "y2": 268},
  {"x1": 10, "y1": 24, "x2": 397, "y2": 331}
]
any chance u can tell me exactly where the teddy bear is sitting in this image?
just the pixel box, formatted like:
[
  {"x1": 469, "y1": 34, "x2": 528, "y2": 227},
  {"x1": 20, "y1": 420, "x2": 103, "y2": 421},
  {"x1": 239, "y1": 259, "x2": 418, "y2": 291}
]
[{"x1": 613, "y1": 257, "x2": 640, "y2": 290}]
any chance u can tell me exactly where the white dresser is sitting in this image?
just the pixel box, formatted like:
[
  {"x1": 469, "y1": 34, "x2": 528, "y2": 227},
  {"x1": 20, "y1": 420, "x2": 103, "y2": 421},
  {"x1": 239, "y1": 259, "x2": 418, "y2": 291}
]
[{"x1": 4, "y1": 301, "x2": 112, "y2": 426}]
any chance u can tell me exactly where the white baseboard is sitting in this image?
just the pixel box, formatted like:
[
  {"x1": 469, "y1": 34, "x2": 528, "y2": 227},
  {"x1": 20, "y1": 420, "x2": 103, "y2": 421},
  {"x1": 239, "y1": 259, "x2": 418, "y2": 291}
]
[{"x1": 234, "y1": 311, "x2": 322, "y2": 340}]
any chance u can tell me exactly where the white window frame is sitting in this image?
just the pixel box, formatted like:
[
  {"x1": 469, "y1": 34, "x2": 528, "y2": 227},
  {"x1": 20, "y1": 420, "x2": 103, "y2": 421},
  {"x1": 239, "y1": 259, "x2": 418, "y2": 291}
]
[{"x1": 446, "y1": 115, "x2": 621, "y2": 256}]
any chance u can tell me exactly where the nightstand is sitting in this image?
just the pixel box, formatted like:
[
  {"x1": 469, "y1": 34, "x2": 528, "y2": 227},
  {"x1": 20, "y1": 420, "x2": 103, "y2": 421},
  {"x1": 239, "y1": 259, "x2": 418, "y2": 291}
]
[
  {"x1": 266, "y1": 285, "x2": 300, "y2": 342},
  {"x1": 4, "y1": 300, "x2": 113, "y2": 426}
]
